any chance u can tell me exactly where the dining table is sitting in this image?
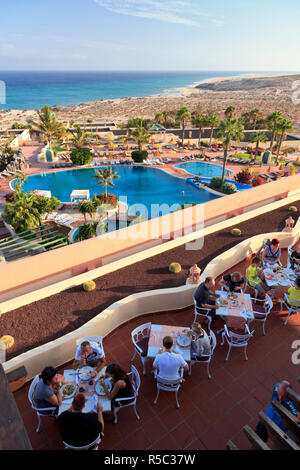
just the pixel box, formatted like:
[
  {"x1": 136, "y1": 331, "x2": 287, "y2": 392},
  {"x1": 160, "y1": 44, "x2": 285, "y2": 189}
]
[
  {"x1": 58, "y1": 367, "x2": 111, "y2": 416},
  {"x1": 263, "y1": 267, "x2": 297, "y2": 288},
  {"x1": 215, "y1": 290, "x2": 254, "y2": 329},
  {"x1": 147, "y1": 324, "x2": 191, "y2": 362}
]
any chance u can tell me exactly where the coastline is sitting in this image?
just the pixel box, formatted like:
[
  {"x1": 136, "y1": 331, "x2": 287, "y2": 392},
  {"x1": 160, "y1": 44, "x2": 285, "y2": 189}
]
[{"x1": 0, "y1": 72, "x2": 299, "y2": 133}]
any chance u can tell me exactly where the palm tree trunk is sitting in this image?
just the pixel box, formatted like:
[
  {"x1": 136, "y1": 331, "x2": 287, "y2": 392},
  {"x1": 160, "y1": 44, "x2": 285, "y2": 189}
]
[
  {"x1": 198, "y1": 128, "x2": 202, "y2": 148},
  {"x1": 270, "y1": 131, "x2": 276, "y2": 153},
  {"x1": 182, "y1": 122, "x2": 185, "y2": 146},
  {"x1": 276, "y1": 134, "x2": 284, "y2": 165},
  {"x1": 255, "y1": 141, "x2": 259, "y2": 158},
  {"x1": 221, "y1": 147, "x2": 228, "y2": 183},
  {"x1": 210, "y1": 128, "x2": 213, "y2": 146}
]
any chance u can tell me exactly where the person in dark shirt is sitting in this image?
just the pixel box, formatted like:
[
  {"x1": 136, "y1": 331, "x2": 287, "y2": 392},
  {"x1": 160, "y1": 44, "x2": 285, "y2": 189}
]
[
  {"x1": 193, "y1": 277, "x2": 220, "y2": 322},
  {"x1": 100, "y1": 363, "x2": 133, "y2": 410},
  {"x1": 291, "y1": 249, "x2": 300, "y2": 273},
  {"x1": 57, "y1": 393, "x2": 104, "y2": 447},
  {"x1": 220, "y1": 271, "x2": 245, "y2": 293}
]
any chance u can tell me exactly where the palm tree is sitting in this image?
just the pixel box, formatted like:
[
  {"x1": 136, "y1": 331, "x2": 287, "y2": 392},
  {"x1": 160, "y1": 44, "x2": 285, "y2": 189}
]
[
  {"x1": 154, "y1": 113, "x2": 164, "y2": 125},
  {"x1": 249, "y1": 108, "x2": 261, "y2": 130},
  {"x1": 93, "y1": 167, "x2": 120, "y2": 199},
  {"x1": 70, "y1": 125, "x2": 89, "y2": 150},
  {"x1": 250, "y1": 131, "x2": 267, "y2": 158},
  {"x1": 162, "y1": 110, "x2": 170, "y2": 127},
  {"x1": 216, "y1": 118, "x2": 245, "y2": 183},
  {"x1": 126, "y1": 117, "x2": 150, "y2": 152},
  {"x1": 224, "y1": 106, "x2": 235, "y2": 119},
  {"x1": 192, "y1": 114, "x2": 208, "y2": 148},
  {"x1": 267, "y1": 111, "x2": 283, "y2": 154},
  {"x1": 177, "y1": 107, "x2": 191, "y2": 146},
  {"x1": 29, "y1": 105, "x2": 65, "y2": 151},
  {"x1": 3, "y1": 191, "x2": 41, "y2": 232},
  {"x1": 206, "y1": 115, "x2": 220, "y2": 147},
  {"x1": 275, "y1": 119, "x2": 294, "y2": 164},
  {"x1": 78, "y1": 198, "x2": 100, "y2": 222}
]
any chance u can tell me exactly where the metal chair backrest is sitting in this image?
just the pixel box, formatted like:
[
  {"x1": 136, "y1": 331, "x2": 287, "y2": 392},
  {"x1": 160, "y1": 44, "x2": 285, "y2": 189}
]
[
  {"x1": 155, "y1": 375, "x2": 182, "y2": 391},
  {"x1": 131, "y1": 323, "x2": 151, "y2": 348},
  {"x1": 63, "y1": 434, "x2": 101, "y2": 450},
  {"x1": 130, "y1": 364, "x2": 141, "y2": 397},
  {"x1": 225, "y1": 325, "x2": 253, "y2": 345},
  {"x1": 28, "y1": 375, "x2": 40, "y2": 405}
]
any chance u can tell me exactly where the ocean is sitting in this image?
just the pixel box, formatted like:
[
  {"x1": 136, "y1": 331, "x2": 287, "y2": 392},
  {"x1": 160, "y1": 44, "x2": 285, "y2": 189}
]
[{"x1": 0, "y1": 70, "x2": 252, "y2": 110}]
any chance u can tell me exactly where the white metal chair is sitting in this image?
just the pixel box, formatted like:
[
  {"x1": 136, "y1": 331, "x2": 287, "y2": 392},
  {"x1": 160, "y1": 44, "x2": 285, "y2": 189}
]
[
  {"x1": 280, "y1": 294, "x2": 300, "y2": 326},
  {"x1": 192, "y1": 293, "x2": 212, "y2": 331},
  {"x1": 287, "y1": 245, "x2": 293, "y2": 269},
  {"x1": 63, "y1": 434, "x2": 102, "y2": 450},
  {"x1": 249, "y1": 294, "x2": 273, "y2": 335},
  {"x1": 131, "y1": 322, "x2": 151, "y2": 375},
  {"x1": 153, "y1": 368, "x2": 184, "y2": 409},
  {"x1": 113, "y1": 365, "x2": 140, "y2": 424},
  {"x1": 28, "y1": 375, "x2": 57, "y2": 432},
  {"x1": 220, "y1": 324, "x2": 254, "y2": 361},
  {"x1": 189, "y1": 330, "x2": 217, "y2": 378}
]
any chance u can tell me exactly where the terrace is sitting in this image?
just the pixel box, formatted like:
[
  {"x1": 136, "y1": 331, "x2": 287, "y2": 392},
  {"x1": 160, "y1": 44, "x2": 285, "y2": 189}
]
[
  {"x1": 0, "y1": 197, "x2": 299, "y2": 451},
  {"x1": 11, "y1": 252, "x2": 300, "y2": 451}
]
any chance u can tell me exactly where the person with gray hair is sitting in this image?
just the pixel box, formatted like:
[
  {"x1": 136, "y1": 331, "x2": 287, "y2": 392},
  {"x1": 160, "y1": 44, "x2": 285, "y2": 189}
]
[
  {"x1": 255, "y1": 380, "x2": 299, "y2": 442},
  {"x1": 73, "y1": 340, "x2": 106, "y2": 375}
]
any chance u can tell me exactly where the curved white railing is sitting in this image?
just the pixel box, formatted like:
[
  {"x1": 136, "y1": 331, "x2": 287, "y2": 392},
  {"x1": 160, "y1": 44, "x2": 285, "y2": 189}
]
[{"x1": 3, "y1": 216, "x2": 299, "y2": 381}]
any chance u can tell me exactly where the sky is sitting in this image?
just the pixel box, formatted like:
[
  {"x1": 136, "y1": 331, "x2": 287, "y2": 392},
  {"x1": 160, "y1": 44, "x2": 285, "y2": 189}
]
[{"x1": 0, "y1": 0, "x2": 299, "y2": 71}]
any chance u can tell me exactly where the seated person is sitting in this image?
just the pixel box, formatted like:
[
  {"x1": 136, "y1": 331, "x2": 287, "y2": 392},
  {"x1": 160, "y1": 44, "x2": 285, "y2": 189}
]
[
  {"x1": 57, "y1": 393, "x2": 104, "y2": 447},
  {"x1": 262, "y1": 238, "x2": 281, "y2": 266},
  {"x1": 189, "y1": 323, "x2": 211, "y2": 358},
  {"x1": 73, "y1": 340, "x2": 106, "y2": 375},
  {"x1": 33, "y1": 366, "x2": 65, "y2": 414},
  {"x1": 193, "y1": 277, "x2": 220, "y2": 322},
  {"x1": 220, "y1": 271, "x2": 245, "y2": 293},
  {"x1": 255, "y1": 380, "x2": 299, "y2": 442},
  {"x1": 99, "y1": 363, "x2": 133, "y2": 409},
  {"x1": 153, "y1": 336, "x2": 189, "y2": 380},
  {"x1": 290, "y1": 249, "x2": 300, "y2": 272},
  {"x1": 247, "y1": 257, "x2": 270, "y2": 296},
  {"x1": 287, "y1": 276, "x2": 300, "y2": 307}
]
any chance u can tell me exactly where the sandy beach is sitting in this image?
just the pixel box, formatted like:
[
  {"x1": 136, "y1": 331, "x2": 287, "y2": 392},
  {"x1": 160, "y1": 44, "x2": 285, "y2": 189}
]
[{"x1": 0, "y1": 73, "x2": 299, "y2": 133}]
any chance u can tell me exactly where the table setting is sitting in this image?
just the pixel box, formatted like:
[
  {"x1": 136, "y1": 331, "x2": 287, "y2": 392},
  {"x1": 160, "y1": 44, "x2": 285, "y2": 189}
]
[
  {"x1": 215, "y1": 291, "x2": 253, "y2": 329},
  {"x1": 58, "y1": 367, "x2": 111, "y2": 416},
  {"x1": 263, "y1": 267, "x2": 297, "y2": 287},
  {"x1": 147, "y1": 324, "x2": 192, "y2": 361}
]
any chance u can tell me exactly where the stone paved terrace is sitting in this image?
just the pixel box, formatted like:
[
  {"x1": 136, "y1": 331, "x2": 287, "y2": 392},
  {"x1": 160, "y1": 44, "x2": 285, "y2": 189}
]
[{"x1": 12, "y1": 254, "x2": 300, "y2": 451}]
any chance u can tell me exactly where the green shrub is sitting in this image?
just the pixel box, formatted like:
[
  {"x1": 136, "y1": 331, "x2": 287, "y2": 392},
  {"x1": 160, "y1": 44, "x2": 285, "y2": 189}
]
[
  {"x1": 83, "y1": 280, "x2": 96, "y2": 291},
  {"x1": 75, "y1": 223, "x2": 98, "y2": 242},
  {"x1": 70, "y1": 148, "x2": 93, "y2": 166},
  {"x1": 131, "y1": 150, "x2": 148, "y2": 162},
  {"x1": 96, "y1": 193, "x2": 118, "y2": 207},
  {"x1": 232, "y1": 228, "x2": 242, "y2": 236},
  {"x1": 169, "y1": 262, "x2": 182, "y2": 273},
  {"x1": 221, "y1": 182, "x2": 237, "y2": 194},
  {"x1": 209, "y1": 177, "x2": 222, "y2": 189},
  {"x1": 289, "y1": 206, "x2": 298, "y2": 212}
]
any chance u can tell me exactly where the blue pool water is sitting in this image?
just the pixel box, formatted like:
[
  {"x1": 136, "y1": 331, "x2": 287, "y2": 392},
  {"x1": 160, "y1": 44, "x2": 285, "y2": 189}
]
[
  {"x1": 14, "y1": 166, "x2": 219, "y2": 218},
  {"x1": 175, "y1": 162, "x2": 235, "y2": 178}
]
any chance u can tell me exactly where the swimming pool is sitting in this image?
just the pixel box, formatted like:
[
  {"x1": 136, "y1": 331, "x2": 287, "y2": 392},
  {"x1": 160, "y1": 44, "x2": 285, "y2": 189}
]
[
  {"x1": 13, "y1": 166, "x2": 219, "y2": 218},
  {"x1": 175, "y1": 162, "x2": 234, "y2": 178}
]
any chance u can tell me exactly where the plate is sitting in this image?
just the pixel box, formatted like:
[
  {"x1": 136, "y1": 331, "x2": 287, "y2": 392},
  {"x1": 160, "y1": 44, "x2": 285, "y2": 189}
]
[
  {"x1": 176, "y1": 334, "x2": 191, "y2": 348},
  {"x1": 95, "y1": 379, "x2": 112, "y2": 396},
  {"x1": 78, "y1": 366, "x2": 94, "y2": 381},
  {"x1": 62, "y1": 383, "x2": 76, "y2": 399},
  {"x1": 219, "y1": 298, "x2": 229, "y2": 306}
]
